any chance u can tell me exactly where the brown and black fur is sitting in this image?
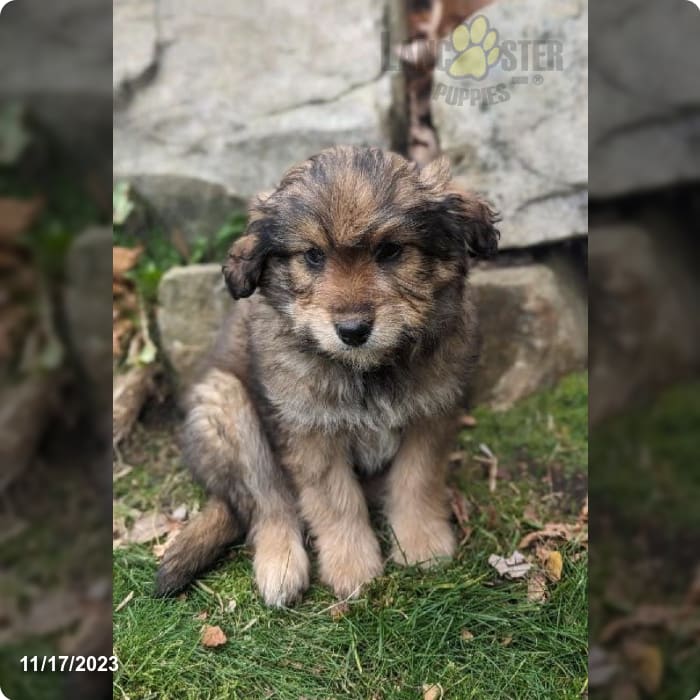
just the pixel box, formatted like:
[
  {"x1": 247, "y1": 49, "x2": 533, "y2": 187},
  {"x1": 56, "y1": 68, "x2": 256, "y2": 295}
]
[{"x1": 156, "y1": 146, "x2": 499, "y2": 605}]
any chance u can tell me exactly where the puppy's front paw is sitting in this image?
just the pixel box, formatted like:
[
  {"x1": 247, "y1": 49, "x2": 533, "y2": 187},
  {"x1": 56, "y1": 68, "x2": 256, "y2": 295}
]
[
  {"x1": 391, "y1": 517, "x2": 456, "y2": 568},
  {"x1": 319, "y1": 532, "x2": 383, "y2": 599},
  {"x1": 253, "y1": 531, "x2": 310, "y2": 607}
]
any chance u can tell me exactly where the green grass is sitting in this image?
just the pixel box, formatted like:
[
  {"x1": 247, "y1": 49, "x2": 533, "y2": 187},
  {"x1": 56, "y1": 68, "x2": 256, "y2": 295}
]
[{"x1": 113, "y1": 374, "x2": 588, "y2": 699}]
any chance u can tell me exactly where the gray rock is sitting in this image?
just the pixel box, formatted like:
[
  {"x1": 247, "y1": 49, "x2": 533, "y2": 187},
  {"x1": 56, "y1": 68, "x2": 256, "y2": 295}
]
[
  {"x1": 157, "y1": 265, "x2": 232, "y2": 385},
  {"x1": 114, "y1": 0, "x2": 402, "y2": 234},
  {"x1": 469, "y1": 261, "x2": 588, "y2": 409},
  {"x1": 589, "y1": 1, "x2": 700, "y2": 197},
  {"x1": 432, "y1": 0, "x2": 588, "y2": 248}
]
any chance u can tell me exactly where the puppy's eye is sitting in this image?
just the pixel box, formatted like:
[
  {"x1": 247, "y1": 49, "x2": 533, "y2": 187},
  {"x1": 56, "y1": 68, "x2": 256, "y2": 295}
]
[
  {"x1": 375, "y1": 242, "x2": 403, "y2": 263},
  {"x1": 303, "y1": 248, "x2": 325, "y2": 269}
]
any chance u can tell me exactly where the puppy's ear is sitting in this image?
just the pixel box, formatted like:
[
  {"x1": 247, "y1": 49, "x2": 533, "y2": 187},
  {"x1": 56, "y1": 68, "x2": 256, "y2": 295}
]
[
  {"x1": 419, "y1": 158, "x2": 500, "y2": 258},
  {"x1": 222, "y1": 233, "x2": 267, "y2": 299},
  {"x1": 443, "y1": 189, "x2": 500, "y2": 259},
  {"x1": 222, "y1": 191, "x2": 274, "y2": 299}
]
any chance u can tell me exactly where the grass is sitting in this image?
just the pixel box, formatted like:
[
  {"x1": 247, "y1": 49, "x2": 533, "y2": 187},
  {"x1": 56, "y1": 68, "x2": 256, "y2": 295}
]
[{"x1": 113, "y1": 373, "x2": 588, "y2": 700}]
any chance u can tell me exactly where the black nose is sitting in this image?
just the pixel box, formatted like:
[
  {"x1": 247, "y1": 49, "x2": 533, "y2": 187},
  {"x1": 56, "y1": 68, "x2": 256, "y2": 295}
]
[{"x1": 335, "y1": 319, "x2": 373, "y2": 347}]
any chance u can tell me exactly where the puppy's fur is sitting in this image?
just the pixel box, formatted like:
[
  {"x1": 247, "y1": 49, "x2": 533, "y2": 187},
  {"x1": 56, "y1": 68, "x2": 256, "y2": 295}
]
[{"x1": 156, "y1": 146, "x2": 499, "y2": 605}]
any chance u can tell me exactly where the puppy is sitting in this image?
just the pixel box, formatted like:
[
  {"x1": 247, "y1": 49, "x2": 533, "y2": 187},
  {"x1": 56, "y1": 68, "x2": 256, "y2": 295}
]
[{"x1": 156, "y1": 146, "x2": 499, "y2": 605}]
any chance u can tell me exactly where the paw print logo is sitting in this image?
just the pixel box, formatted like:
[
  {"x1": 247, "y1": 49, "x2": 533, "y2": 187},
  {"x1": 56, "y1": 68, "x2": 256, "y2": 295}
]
[{"x1": 447, "y1": 15, "x2": 501, "y2": 80}]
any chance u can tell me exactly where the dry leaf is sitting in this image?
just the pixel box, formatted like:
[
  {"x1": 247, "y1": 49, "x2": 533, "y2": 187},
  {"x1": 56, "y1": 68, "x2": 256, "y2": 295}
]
[
  {"x1": 519, "y1": 521, "x2": 587, "y2": 549},
  {"x1": 195, "y1": 611, "x2": 208, "y2": 621},
  {"x1": 544, "y1": 551, "x2": 563, "y2": 582},
  {"x1": 527, "y1": 571, "x2": 548, "y2": 603},
  {"x1": 460, "y1": 628, "x2": 474, "y2": 641},
  {"x1": 422, "y1": 683, "x2": 443, "y2": 700},
  {"x1": 0, "y1": 196, "x2": 45, "y2": 240},
  {"x1": 501, "y1": 635, "x2": 513, "y2": 647},
  {"x1": 113, "y1": 246, "x2": 143, "y2": 278},
  {"x1": 622, "y1": 640, "x2": 663, "y2": 694},
  {"x1": 488, "y1": 551, "x2": 532, "y2": 579},
  {"x1": 201, "y1": 624, "x2": 227, "y2": 648},
  {"x1": 126, "y1": 511, "x2": 173, "y2": 545}
]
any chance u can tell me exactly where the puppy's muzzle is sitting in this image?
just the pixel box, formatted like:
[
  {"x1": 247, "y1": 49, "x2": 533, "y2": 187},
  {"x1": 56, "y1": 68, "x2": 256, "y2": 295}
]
[{"x1": 335, "y1": 319, "x2": 373, "y2": 347}]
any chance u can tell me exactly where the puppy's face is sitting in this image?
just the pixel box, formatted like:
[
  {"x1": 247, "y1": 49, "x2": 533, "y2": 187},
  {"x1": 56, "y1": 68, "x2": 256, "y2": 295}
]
[{"x1": 224, "y1": 147, "x2": 499, "y2": 369}]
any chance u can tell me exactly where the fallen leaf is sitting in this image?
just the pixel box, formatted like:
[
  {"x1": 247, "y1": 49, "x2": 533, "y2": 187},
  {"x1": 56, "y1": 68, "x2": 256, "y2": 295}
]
[
  {"x1": 115, "y1": 591, "x2": 134, "y2": 613},
  {"x1": 226, "y1": 599, "x2": 237, "y2": 613},
  {"x1": 460, "y1": 628, "x2": 474, "y2": 641},
  {"x1": 500, "y1": 635, "x2": 513, "y2": 647},
  {"x1": 519, "y1": 521, "x2": 587, "y2": 549},
  {"x1": 488, "y1": 551, "x2": 531, "y2": 579},
  {"x1": 422, "y1": 683, "x2": 443, "y2": 700},
  {"x1": 527, "y1": 571, "x2": 548, "y2": 603},
  {"x1": 201, "y1": 624, "x2": 227, "y2": 648},
  {"x1": 126, "y1": 511, "x2": 173, "y2": 545},
  {"x1": 544, "y1": 550, "x2": 563, "y2": 582},
  {"x1": 0, "y1": 196, "x2": 44, "y2": 240},
  {"x1": 113, "y1": 245, "x2": 143, "y2": 278},
  {"x1": 622, "y1": 640, "x2": 663, "y2": 695},
  {"x1": 194, "y1": 611, "x2": 208, "y2": 621}
]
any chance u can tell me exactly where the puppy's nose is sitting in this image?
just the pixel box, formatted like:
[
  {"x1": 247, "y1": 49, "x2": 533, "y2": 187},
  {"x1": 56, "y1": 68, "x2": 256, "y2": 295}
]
[{"x1": 335, "y1": 319, "x2": 373, "y2": 347}]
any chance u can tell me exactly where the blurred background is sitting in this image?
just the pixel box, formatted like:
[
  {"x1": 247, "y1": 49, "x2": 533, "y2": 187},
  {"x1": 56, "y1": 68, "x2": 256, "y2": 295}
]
[
  {"x1": 0, "y1": 1, "x2": 112, "y2": 699},
  {"x1": 588, "y1": 3, "x2": 700, "y2": 699}
]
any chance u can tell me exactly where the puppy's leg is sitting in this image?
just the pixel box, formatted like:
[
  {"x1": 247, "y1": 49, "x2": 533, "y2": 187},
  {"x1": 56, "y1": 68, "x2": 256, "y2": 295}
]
[
  {"x1": 157, "y1": 368, "x2": 309, "y2": 606},
  {"x1": 287, "y1": 434, "x2": 383, "y2": 599},
  {"x1": 386, "y1": 417, "x2": 457, "y2": 567}
]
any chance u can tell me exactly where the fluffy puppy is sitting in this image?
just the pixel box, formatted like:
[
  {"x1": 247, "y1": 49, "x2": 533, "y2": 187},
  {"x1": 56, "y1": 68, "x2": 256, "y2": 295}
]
[{"x1": 156, "y1": 146, "x2": 499, "y2": 605}]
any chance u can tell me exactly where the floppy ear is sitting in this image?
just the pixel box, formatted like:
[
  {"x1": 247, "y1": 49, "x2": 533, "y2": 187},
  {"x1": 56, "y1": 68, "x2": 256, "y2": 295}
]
[
  {"x1": 443, "y1": 189, "x2": 500, "y2": 259},
  {"x1": 418, "y1": 158, "x2": 500, "y2": 259},
  {"x1": 222, "y1": 233, "x2": 267, "y2": 299},
  {"x1": 222, "y1": 191, "x2": 274, "y2": 299}
]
